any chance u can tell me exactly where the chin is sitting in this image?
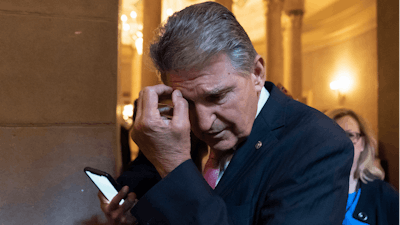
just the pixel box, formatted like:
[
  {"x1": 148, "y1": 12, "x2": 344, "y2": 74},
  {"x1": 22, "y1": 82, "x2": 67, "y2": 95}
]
[{"x1": 208, "y1": 138, "x2": 237, "y2": 151}]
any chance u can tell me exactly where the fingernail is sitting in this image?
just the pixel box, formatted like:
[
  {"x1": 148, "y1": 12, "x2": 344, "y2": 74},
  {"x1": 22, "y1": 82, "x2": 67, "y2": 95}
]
[
  {"x1": 123, "y1": 186, "x2": 129, "y2": 193},
  {"x1": 175, "y1": 90, "x2": 182, "y2": 97}
]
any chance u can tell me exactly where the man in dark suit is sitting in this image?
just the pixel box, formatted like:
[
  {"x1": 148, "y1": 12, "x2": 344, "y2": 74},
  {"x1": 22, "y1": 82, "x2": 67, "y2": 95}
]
[{"x1": 99, "y1": 2, "x2": 353, "y2": 224}]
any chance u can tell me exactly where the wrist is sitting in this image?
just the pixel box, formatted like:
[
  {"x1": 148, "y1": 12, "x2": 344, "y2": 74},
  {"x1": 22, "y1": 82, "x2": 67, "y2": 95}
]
[{"x1": 155, "y1": 155, "x2": 191, "y2": 178}]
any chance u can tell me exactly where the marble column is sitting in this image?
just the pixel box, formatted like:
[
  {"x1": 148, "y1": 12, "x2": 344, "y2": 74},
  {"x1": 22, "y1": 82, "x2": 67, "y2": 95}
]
[
  {"x1": 141, "y1": 0, "x2": 162, "y2": 88},
  {"x1": 283, "y1": 0, "x2": 304, "y2": 101},
  {"x1": 264, "y1": 0, "x2": 285, "y2": 86},
  {"x1": 215, "y1": 0, "x2": 233, "y2": 11}
]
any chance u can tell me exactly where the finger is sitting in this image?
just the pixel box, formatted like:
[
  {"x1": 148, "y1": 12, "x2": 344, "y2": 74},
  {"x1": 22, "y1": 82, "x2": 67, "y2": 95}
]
[
  {"x1": 108, "y1": 186, "x2": 129, "y2": 211},
  {"x1": 109, "y1": 190, "x2": 137, "y2": 222},
  {"x1": 97, "y1": 191, "x2": 110, "y2": 213},
  {"x1": 121, "y1": 193, "x2": 139, "y2": 225},
  {"x1": 171, "y1": 89, "x2": 189, "y2": 127},
  {"x1": 97, "y1": 191, "x2": 109, "y2": 204},
  {"x1": 142, "y1": 85, "x2": 173, "y2": 118},
  {"x1": 122, "y1": 192, "x2": 138, "y2": 212},
  {"x1": 126, "y1": 192, "x2": 137, "y2": 202}
]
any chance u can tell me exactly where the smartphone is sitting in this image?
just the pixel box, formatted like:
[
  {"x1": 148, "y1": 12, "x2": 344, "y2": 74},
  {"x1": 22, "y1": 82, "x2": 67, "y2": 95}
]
[{"x1": 84, "y1": 167, "x2": 124, "y2": 205}]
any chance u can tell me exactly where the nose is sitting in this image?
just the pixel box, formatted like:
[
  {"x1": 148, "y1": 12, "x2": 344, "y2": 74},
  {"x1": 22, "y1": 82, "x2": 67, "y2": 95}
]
[{"x1": 192, "y1": 103, "x2": 216, "y2": 132}]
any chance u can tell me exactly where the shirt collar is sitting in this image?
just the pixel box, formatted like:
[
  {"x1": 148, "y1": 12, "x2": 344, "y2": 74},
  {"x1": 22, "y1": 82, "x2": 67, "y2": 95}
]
[{"x1": 256, "y1": 87, "x2": 269, "y2": 118}]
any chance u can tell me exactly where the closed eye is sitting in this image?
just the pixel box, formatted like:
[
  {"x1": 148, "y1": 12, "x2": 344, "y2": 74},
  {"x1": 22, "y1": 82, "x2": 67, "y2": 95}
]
[
  {"x1": 206, "y1": 93, "x2": 226, "y2": 103},
  {"x1": 205, "y1": 86, "x2": 234, "y2": 104}
]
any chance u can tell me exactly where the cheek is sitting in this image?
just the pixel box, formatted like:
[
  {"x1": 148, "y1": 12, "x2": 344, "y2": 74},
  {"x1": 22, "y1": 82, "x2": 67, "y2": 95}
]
[
  {"x1": 236, "y1": 99, "x2": 258, "y2": 133},
  {"x1": 225, "y1": 107, "x2": 254, "y2": 136},
  {"x1": 353, "y1": 141, "x2": 364, "y2": 160},
  {"x1": 222, "y1": 97, "x2": 257, "y2": 136},
  {"x1": 188, "y1": 111, "x2": 199, "y2": 131}
]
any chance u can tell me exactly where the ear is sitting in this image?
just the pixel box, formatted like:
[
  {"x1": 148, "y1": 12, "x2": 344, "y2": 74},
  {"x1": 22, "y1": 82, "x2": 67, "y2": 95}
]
[{"x1": 251, "y1": 54, "x2": 266, "y2": 93}]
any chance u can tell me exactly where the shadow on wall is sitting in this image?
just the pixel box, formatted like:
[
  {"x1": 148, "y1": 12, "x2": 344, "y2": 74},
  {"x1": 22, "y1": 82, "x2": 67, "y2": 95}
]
[{"x1": 378, "y1": 141, "x2": 399, "y2": 190}]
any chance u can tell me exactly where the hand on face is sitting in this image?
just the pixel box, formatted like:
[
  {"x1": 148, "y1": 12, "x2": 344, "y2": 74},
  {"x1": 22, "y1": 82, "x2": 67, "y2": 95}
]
[
  {"x1": 98, "y1": 186, "x2": 138, "y2": 225},
  {"x1": 131, "y1": 84, "x2": 192, "y2": 178}
]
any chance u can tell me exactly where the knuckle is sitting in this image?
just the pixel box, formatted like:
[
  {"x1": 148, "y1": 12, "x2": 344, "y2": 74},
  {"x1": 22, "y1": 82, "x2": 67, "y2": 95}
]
[
  {"x1": 121, "y1": 216, "x2": 127, "y2": 223},
  {"x1": 133, "y1": 121, "x2": 147, "y2": 132},
  {"x1": 134, "y1": 121, "x2": 155, "y2": 133},
  {"x1": 172, "y1": 117, "x2": 190, "y2": 129},
  {"x1": 142, "y1": 86, "x2": 155, "y2": 95}
]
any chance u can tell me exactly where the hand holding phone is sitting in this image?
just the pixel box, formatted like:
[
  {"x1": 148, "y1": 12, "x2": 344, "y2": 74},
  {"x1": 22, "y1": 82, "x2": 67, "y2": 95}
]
[{"x1": 84, "y1": 167, "x2": 124, "y2": 205}]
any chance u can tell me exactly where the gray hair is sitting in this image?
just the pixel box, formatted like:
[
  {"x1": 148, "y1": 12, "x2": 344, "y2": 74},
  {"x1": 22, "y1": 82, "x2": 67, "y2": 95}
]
[
  {"x1": 325, "y1": 108, "x2": 385, "y2": 184},
  {"x1": 149, "y1": 1, "x2": 257, "y2": 83}
]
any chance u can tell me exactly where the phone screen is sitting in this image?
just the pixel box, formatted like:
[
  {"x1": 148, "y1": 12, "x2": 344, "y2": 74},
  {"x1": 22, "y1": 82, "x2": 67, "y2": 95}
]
[{"x1": 85, "y1": 170, "x2": 124, "y2": 205}]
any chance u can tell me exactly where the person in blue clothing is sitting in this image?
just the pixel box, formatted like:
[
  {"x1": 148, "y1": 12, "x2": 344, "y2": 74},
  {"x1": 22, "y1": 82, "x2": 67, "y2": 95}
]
[
  {"x1": 326, "y1": 108, "x2": 399, "y2": 225},
  {"x1": 98, "y1": 2, "x2": 354, "y2": 224}
]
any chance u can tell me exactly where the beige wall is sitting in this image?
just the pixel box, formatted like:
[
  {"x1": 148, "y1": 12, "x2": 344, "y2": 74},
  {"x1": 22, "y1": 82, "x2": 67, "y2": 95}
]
[
  {"x1": 0, "y1": 1, "x2": 119, "y2": 224},
  {"x1": 303, "y1": 29, "x2": 378, "y2": 134}
]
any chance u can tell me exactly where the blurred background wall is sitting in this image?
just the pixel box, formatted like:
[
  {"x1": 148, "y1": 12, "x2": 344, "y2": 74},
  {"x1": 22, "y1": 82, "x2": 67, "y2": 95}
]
[
  {"x1": 302, "y1": 0, "x2": 378, "y2": 131},
  {"x1": 0, "y1": 1, "x2": 119, "y2": 224}
]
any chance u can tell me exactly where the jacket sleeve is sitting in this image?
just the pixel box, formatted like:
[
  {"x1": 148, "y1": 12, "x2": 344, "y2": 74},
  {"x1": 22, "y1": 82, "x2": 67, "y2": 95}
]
[
  {"x1": 117, "y1": 151, "x2": 162, "y2": 199},
  {"x1": 130, "y1": 159, "x2": 234, "y2": 225}
]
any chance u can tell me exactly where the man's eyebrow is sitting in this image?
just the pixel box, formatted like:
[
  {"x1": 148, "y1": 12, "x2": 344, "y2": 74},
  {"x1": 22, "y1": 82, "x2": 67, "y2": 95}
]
[
  {"x1": 182, "y1": 86, "x2": 235, "y2": 103},
  {"x1": 205, "y1": 86, "x2": 235, "y2": 95}
]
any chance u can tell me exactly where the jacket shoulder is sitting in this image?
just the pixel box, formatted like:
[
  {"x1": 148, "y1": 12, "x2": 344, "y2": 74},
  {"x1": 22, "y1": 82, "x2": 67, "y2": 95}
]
[{"x1": 363, "y1": 179, "x2": 399, "y2": 200}]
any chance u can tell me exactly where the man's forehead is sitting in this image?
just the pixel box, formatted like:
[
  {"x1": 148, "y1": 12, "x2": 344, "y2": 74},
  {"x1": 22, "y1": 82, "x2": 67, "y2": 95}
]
[
  {"x1": 166, "y1": 68, "x2": 207, "y2": 82},
  {"x1": 165, "y1": 71, "x2": 212, "y2": 90},
  {"x1": 165, "y1": 54, "x2": 230, "y2": 82}
]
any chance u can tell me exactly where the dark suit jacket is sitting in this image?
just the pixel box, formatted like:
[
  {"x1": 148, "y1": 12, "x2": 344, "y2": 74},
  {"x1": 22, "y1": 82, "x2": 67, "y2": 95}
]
[
  {"x1": 352, "y1": 179, "x2": 399, "y2": 225},
  {"x1": 127, "y1": 82, "x2": 354, "y2": 225}
]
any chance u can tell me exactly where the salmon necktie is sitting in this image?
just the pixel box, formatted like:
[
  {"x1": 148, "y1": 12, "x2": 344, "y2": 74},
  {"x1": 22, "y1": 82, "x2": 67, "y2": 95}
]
[{"x1": 203, "y1": 151, "x2": 219, "y2": 189}]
